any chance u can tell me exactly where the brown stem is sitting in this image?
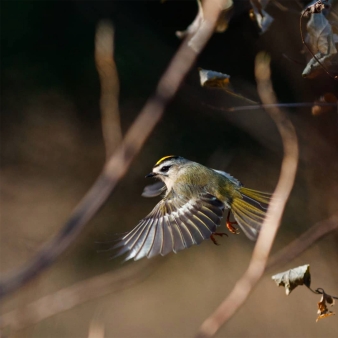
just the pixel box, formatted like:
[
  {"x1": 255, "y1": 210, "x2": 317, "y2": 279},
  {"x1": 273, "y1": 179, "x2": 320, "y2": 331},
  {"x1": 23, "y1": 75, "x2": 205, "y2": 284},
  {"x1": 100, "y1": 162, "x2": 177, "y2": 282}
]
[
  {"x1": 0, "y1": 0, "x2": 221, "y2": 301},
  {"x1": 197, "y1": 53, "x2": 299, "y2": 338},
  {"x1": 266, "y1": 212, "x2": 338, "y2": 271},
  {"x1": 2, "y1": 213, "x2": 337, "y2": 332}
]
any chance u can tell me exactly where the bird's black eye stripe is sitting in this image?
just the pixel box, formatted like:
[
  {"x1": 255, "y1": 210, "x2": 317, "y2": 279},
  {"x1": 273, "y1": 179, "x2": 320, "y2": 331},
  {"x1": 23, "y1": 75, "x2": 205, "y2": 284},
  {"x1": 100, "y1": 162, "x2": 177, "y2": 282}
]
[{"x1": 160, "y1": 165, "x2": 171, "y2": 172}]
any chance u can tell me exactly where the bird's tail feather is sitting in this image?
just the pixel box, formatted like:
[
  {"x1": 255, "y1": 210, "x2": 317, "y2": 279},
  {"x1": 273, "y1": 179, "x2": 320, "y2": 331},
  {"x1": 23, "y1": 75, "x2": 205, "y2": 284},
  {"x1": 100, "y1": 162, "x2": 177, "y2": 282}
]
[{"x1": 231, "y1": 187, "x2": 271, "y2": 240}]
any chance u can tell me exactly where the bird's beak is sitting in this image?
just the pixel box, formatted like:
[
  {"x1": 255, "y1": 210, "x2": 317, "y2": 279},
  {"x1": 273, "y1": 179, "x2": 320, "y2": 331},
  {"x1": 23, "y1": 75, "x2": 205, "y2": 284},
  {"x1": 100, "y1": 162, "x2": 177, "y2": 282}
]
[{"x1": 145, "y1": 172, "x2": 156, "y2": 178}]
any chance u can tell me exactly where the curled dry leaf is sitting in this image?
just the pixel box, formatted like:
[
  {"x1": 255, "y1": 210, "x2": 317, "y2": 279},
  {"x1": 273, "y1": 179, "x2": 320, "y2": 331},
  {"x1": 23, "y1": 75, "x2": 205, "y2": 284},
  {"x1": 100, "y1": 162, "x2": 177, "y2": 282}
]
[
  {"x1": 306, "y1": 10, "x2": 337, "y2": 55},
  {"x1": 312, "y1": 92, "x2": 337, "y2": 115},
  {"x1": 302, "y1": 52, "x2": 338, "y2": 78},
  {"x1": 302, "y1": 1, "x2": 338, "y2": 78},
  {"x1": 250, "y1": 0, "x2": 274, "y2": 34},
  {"x1": 316, "y1": 292, "x2": 336, "y2": 322},
  {"x1": 198, "y1": 68, "x2": 231, "y2": 88},
  {"x1": 303, "y1": 0, "x2": 331, "y2": 17},
  {"x1": 272, "y1": 264, "x2": 311, "y2": 295},
  {"x1": 198, "y1": 68, "x2": 258, "y2": 104}
]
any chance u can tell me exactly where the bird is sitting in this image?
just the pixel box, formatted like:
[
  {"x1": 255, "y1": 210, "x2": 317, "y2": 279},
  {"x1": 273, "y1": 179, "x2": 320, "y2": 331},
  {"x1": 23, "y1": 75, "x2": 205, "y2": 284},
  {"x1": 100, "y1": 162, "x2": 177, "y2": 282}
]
[{"x1": 114, "y1": 155, "x2": 271, "y2": 261}]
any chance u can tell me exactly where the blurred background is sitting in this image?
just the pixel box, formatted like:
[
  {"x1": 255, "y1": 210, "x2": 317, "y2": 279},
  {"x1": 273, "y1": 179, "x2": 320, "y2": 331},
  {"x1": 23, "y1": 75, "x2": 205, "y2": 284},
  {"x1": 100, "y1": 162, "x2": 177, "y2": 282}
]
[{"x1": 1, "y1": 1, "x2": 338, "y2": 337}]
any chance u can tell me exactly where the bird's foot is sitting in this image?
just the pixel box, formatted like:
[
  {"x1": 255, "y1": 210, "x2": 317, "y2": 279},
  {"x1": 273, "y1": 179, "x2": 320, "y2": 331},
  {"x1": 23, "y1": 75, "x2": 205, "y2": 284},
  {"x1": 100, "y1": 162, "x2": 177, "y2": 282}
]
[
  {"x1": 226, "y1": 221, "x2": 240, "y2": 235},
  {"x1": 210, "y1": 232, "x2": 228, "y2": 245}
]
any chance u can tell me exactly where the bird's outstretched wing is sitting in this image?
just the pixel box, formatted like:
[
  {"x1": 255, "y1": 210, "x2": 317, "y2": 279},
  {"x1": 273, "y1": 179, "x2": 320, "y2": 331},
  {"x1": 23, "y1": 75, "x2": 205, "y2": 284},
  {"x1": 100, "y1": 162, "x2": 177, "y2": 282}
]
[{"x1": 114, "y1": 192, "x2": 225, "y2": 261}]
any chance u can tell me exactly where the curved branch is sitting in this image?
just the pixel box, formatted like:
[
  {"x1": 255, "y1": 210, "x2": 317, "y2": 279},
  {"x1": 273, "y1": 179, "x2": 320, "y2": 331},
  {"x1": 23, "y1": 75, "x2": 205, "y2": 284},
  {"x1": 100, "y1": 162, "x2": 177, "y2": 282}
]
[
  {"x1": 266, "y1": 212, "x2": 338, "y2": 272},
  {"x1": 2, "y1": 213, "x2": 337, "y2": 332},
  {"x1": 197, "y1": 53, "x2": 299, "y2": 338},
  {"x1": 0, "y1": 0, "x2": 221, "y2": 301},
  {"x1": 0, "y1": 258, "x2": 161, "y2": 331}
]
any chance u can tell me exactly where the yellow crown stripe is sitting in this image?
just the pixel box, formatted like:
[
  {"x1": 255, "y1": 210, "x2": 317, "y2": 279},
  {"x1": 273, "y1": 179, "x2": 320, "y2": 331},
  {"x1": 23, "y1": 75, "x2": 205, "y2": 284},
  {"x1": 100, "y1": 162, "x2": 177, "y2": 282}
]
[{"x1": 155, "y1": 155, "x2": 176, "y2": 166}]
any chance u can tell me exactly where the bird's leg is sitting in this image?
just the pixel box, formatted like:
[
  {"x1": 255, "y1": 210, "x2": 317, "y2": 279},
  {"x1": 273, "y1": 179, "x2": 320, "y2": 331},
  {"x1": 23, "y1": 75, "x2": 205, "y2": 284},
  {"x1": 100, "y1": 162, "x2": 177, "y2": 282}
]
[
  {"x1": 226, "y1": 210, "x2": 240, "y2": 234},
  {"x1": 210, "y1": 232, "x2": 228, "y2": 245}
]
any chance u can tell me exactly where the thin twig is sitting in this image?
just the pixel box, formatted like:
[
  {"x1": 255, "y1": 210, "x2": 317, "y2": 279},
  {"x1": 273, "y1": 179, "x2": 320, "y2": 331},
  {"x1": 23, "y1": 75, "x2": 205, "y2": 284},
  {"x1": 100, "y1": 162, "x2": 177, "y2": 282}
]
[
  {"x1": 0, "y1": 0, "x2": 221, "y2": 301},
  {"x1": 197, "y1": 53, "x2": 299, "y2": 338},
  {"x1": 95, "y1": 20, "x2": 122, "y2": 158},
  {"x1": 227, "y1": 102, "x2": 337, "y2": 112},
  {"x1": 312, "y1": 287, "x2": 338, "y2": 300},
  {"x1": 282, "y1": 53, "x2": 305, "y2": 65}
]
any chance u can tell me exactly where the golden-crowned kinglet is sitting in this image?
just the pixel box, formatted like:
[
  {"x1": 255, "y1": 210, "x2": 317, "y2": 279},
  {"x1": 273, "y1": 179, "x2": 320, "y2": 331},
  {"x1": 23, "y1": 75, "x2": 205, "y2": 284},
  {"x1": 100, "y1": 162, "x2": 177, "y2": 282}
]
[{"x1": 114, "y1": 156, "x2": 270, "y2": 261}]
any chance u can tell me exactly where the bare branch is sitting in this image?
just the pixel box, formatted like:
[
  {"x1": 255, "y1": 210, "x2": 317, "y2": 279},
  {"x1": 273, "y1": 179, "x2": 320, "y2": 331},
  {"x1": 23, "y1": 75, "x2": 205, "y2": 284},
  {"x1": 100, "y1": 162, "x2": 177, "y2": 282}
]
[
  {"x1": 2, "y1": 212, "x2": 337, "y2": 332},
  {"x1": 266, "y1": 212, "x2": 338, "y2": 272},
  {"x1": 197, "y1": 53, "x2": 299, "y2": 338},
  {"x1": 0, "y1": 0, "x2": 221, "y2": 301},
  {"x1": 95, "y1": 20, "x2": 122, "y2": 158},
  {"x1": 0, "y1": 258, "x2": 160, "y2": 332}
]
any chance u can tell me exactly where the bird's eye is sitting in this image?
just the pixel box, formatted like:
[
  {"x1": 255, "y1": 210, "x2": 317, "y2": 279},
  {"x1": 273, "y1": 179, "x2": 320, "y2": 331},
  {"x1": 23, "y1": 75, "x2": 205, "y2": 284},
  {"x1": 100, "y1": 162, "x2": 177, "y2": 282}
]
[{"x1": 160, "y1": 165, "x2": 171, "y2": 173}]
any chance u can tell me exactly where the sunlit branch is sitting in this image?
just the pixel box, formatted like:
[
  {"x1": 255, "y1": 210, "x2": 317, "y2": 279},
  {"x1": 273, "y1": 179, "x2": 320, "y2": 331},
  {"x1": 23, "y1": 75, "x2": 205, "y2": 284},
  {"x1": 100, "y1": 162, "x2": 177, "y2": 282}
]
[{"x1": 197, "y1": 53, "x2": 299, "y2": 338}]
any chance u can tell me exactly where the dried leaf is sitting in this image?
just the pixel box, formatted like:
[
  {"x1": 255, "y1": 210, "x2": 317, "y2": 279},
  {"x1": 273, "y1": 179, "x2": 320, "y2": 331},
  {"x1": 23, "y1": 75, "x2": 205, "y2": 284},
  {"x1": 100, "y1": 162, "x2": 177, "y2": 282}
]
[
  {"x1": 325, "y1": 294, "x2": 335, "y2": 306},
  {"x1": 198, "y1": 68, "x2": 258, "y2": 104},
  {"x1": 272, "y1": 264, "x2": 311, "y2": 295},
  {"x1": 306, "y1": 11, "x2": 336, "y2": 54},
  {"x1": 316, "y1": 312, "x2": 335, "y2": 321},
  {"x1": 199, "y1": 68, "x2": 231, "y2": 88},
  {"x1": 250, "y1": 0, "x2": 274, "y2": 34},
  {"x1": 302, "y1": 51, "x2": 338, "y2": 78},
  {"x1": 303, "y1": 0, "x2": 331, "y2": 17},
  {"x1": 312, "y1": 92, "x2": 337, "y2": 115},
  {"x1": 302, "y1": 2, "x2": 338, "y2": 78},
  {"x1": 316, "y1": 292, "x2": 336, "y2": 322}
]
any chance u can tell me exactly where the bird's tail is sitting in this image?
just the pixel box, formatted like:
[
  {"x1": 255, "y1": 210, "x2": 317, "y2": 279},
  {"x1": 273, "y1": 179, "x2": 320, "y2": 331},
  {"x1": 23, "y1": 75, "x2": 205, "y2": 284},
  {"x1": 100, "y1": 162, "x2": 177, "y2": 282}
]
[{"x1": 231, "y1": 187, "x2": 271, "y2": 240}]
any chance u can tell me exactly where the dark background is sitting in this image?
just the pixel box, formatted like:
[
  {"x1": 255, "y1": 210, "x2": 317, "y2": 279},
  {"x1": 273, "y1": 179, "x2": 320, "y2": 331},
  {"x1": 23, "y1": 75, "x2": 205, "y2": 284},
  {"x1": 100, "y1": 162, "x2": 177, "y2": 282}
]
[{"x1": 1, "y1": 1, "x2": 338, "y2": 337}]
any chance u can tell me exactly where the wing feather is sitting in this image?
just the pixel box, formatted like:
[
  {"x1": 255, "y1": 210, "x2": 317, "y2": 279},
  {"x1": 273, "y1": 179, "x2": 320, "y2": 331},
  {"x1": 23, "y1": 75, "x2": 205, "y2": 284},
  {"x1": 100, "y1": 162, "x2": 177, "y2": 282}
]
[
  {"x1": 133, "y1": 220, "x2": 157, "y2": 260},
  {"x1": 167, "y1": 202, "x2": 186, "y2": 252},
  {"x1": 147, "y1": 219, "x2": 163, "y2": 259},
  {"x1": 193, "y1": 211, "x2": 217, "y2": 232},
  {"x1": 170, "y1": 221, "x2": 186, "y2": 252},
  {"x1": 114, "y1": 191, "x2": 225, "y2": 261},
  {"x1": 175, "y1": 216, "x2": 195, "y2": 248},
  {"x1": 161, "y1": 216, "x2": 174, "y2": 256},
  {"x1": 124, "y1": 220, "x2": 153, "y2": 260},
  {"x1": 191, "y1": 215, "x2": 213, "y2": 239},
  {"x1": 232, "y1": 212, "x2": 259, "y2": 241}
]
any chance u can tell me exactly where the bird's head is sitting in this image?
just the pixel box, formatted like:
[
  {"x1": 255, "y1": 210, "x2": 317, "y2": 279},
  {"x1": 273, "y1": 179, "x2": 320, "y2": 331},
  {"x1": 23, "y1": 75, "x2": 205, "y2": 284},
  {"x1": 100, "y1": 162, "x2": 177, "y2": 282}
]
[{"x1": 145, "y1": 155, "x2": 188, "y2": 187}]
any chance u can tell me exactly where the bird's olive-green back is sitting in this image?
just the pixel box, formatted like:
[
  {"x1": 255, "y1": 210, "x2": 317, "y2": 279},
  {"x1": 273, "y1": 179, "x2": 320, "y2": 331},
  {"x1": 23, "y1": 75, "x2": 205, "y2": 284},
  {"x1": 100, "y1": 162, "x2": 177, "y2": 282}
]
[{"x1": 173, "y1": 162, "x2": 241, "y2": 203}]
